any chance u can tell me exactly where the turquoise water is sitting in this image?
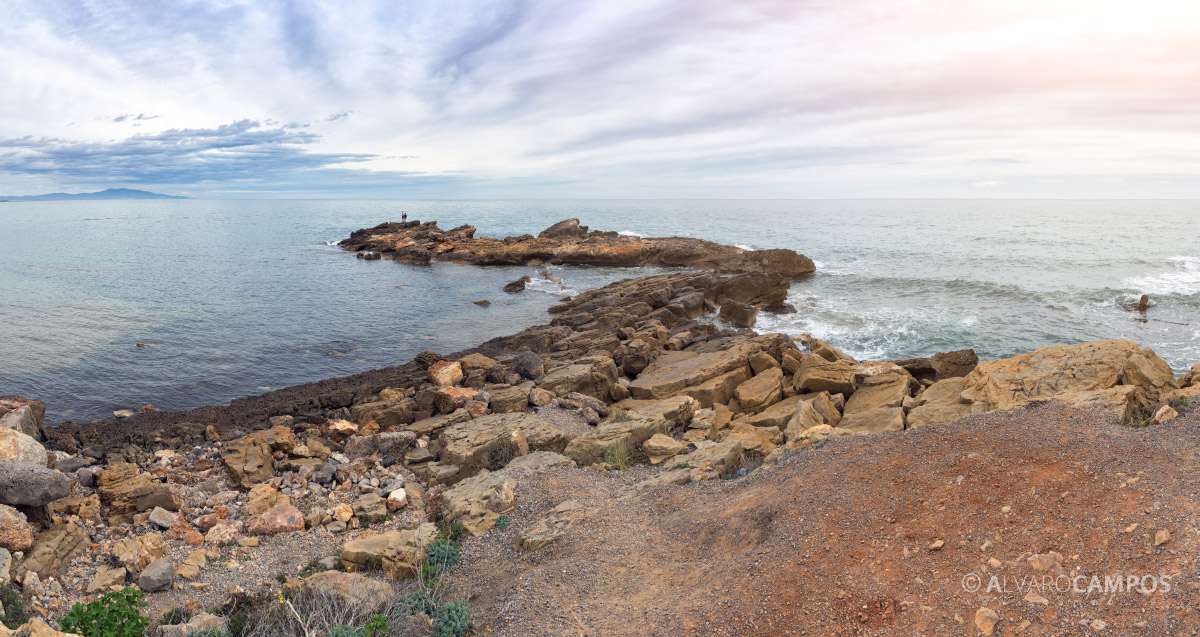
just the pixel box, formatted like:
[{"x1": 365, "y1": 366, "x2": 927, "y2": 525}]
[{"x1": 2, "y1": 199, "x2": 1198, "y2": 424}]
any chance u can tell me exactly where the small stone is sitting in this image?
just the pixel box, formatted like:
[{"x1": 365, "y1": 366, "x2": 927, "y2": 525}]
[
  {"x1": 1090, "y1": 619, "x2": 1107, "y2": 631},
  {"x1": 928, "y1": 539, "x2": 944, "y2": 551},
  {"x1": 1154, "y1": 405, "x2": 1178, "y2": 423},
  {"x1": 387, "y1": 489, "x2": 408, "y2": 511},
  {"x1": 1023, "y1": 591, "x2": 1049, "y2": 606},
  {"x1": 1124, "y1": 523, "x2": 1138, "y2": 533},
  {"x1": 1154, "y1": 529, "x2": 1171, "y2": 547},
  {"x1": 974, "y1": 607, "x2": 999, "y2": 636},
  {"x1": 148, "y1": 507, "x2": 179, "y2": 529},
  {"x1": 138, "y1": 558, "x2": 174, "y2": 592},
  {"x1": 1000, "y1": 505, "x2": 1011, "y2": 513}
]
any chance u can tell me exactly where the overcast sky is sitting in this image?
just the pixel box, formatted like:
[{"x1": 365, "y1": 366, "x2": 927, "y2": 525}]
[{"x1": 3, "y1": 0, "x2": 1199, "y2": 198}]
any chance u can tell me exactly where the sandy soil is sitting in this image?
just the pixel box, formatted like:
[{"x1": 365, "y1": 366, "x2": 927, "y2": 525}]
[{"x1": 445, "y1": 402, "x2": 1200, "y2": 636}]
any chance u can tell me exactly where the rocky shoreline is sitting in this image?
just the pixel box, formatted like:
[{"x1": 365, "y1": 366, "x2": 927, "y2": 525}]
[{"x1": 2, "y1": 219, "x2": 1199, "y2": 636}]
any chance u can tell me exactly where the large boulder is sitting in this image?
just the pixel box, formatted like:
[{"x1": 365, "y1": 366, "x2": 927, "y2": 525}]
[
  {"x1": 247, "y1": 502, "x2": 305, "y2": 536},
  {"x1": 138, "y1": 557, "x2": 174, "y2": 592},
  {"x1": 962, "y1": 340, "x2": 1178, "y2": 420},
  {"x1": 906, "y1": 378, "x2": 973, "y2": 427},
  {"x1": 792, "y1": 356, "x2": 858, "y2": 396},
  {"x1": 679, "y1": 367, "x2": 751, "y2": 408},
  {"x1": 736, "y1": 395, "x2": 805, "y2": 430},
  {"x1": 718, "y1": 300, "x2": 757, "y2": 328},
  {"x1": 843, "y1": 373, "x2": 913, "y2": 417},
  {"x1": 538, "y1": 356, "x2": 619, "y2": 401},
  {"x1": 732, "y1": 367, "x2": 784, "y2": 413},
  {"x1": 931, "y1": 349, "x2": 979, "y2": 379},
  {"x1": 630, "y1": 342, "x2": 761, "y2": 400},
  {"x1": 0, "y1": 428, "x2": 47, "y2": 465},
  {"x1": 221, "y1": 436, "x2": 278, "y2": 490},
  {"x1": 835, "y1": 407, "x2": 905, "y2": 435},
  {"x1": 439, "y1": 413, "x2": 567, "y2": 476},
  {"x1": 301, "y1": 571, "x2": 394, "y2": 611},
  {"x1": 0, "y1": 397, "x2": 45, "y2": 440},
  {"x1": 0, "y1": 504, "x2": 33, "y2": 552},
  {"x1": 439, "y1": 471, "x2": 515, "y2": 536},
  {"x1": 17, "y1": 523, "x2": 90, "y2": 577},
  {"x1": 96, "y1": 463, "x2": 155, "y2": 522},
  {"x1": 488, "y1": 386, "x2": 530, "y2": 413},
  {"x1": 539, "y1": 218, "x2": 589, "y2": 238},
  {"x1": 784, "y1": 393, "x2": 841, "y2": 441},
  {"x1": 340, "y1": 522, "x2": 438, "y2": 580},
  {"x1": 344, "y1": 431, "x2": 417, "y2": 460},
  {"x1": 0, "y1": 462, "x2": 70, "y2": 507}
]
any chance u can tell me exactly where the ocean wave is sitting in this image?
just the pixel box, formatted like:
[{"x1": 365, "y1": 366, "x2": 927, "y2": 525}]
[
  {"x1": 617, "y1": 230, "x2": 646, "y2": 238},
  {"x1": 1124, "y1": 256, "x2": 1200, "y2": 296}
]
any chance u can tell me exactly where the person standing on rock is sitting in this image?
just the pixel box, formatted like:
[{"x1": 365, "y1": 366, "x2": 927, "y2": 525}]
[{"x1": 402, "y1": 211, "x2": 407, "y2": 223}]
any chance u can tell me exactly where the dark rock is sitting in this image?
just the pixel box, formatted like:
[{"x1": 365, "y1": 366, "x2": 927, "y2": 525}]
[
  {"x1": 473, "y1": 300, "x2": 491, "y2": 306},
  {"x1": 0, "y1": 462, "x2": 71, "y2": 507},
  {"x1": 762, "y1": 302, "x2": 798, "y2": 314},
  {"x1": 718, "y1": 300, "x2": 758, "y2": 328},
  {"x1": 138, "y1": 557, "x2": 174, "y2": 592},
  {"x1": 134, "y1": 483, "x2": 179, "y2": 512},
  {"x1": 539, "y1": 218, "x2": 589, "y2": 239},
  {"x1": 54, "y1": 456, "x2": 89, "y2": 474},
  {"x1": 512, "y1": 351, "x2": 545, "y2": 379},
  {"x1": 414, "y1": 350, "x2": 446, "y2": 369},
  {"x1": 932, "y1": 349, "x2": 979, "y2": 380},
  {"x1": 503, "y1": 276, "x2": 533, "y2": 293}
]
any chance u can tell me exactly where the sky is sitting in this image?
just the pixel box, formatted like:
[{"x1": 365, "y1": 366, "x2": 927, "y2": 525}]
[{"x1": 2, "y1": 0, "x2": 1200, "y2": 198}]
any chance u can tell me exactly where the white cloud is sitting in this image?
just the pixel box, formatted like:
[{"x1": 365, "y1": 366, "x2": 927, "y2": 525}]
[{"x1": 2, "y1": 0, "x2": 1199, "y2": 197}]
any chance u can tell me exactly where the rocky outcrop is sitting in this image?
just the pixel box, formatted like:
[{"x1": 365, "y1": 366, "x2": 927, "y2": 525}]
[
  {"x1": 340, "y1": 523, "x2": 438, "y2": 580},
  {"x1": 341, "y1": 219, "x2": 816, "y2": 277},
  {"x1": 0, "y1": 428, "x2": 47, "y2": 465},
  {"x1": 514, "y1": 500, "x2": 597, "y2": 551},
  {"x1": 17, "y1": 523, "x2": 90, "y2": 577},
  {"x1": 439, "y1": 413, "x2": 567, "y2": 476},
  {"x1": 961, "y1": 340, "x2": 1177, "y2": 421},
  {"x1": 0, "y1": 396, "x2": 45, "y2": 440}
]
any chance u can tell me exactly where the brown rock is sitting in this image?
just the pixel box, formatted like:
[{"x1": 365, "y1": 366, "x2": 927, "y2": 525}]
[
  {"x1": 428, "y1": 360, "x2": 464, "y2": 387},
  {"x1": 792, "y1": 356, "x2": 858, "y2": 396},
  {"x1": 718, "y1": 300, "x2": 757, "y2": 328},
  {"x1": 539, "y1": 356, "x2": 619, "y2": 401},
  {"x1": 97, "y1": 463, "x2": 155, "y2": 523},
  {"x1": 906, "y1": 377, "x2": 973, "y2": 427},
  {"x1": 733, "y1": 367, "x2": 784, "y2": 413},
  {"x1": 931, "y1": 349, "x2": 978, "y2": 379},
  {"x1": 439, "y1": 413, "x2": 567, "y2": 476},
  {"x1": 340, "y1": 522, "x2": 438, "y2": 580},
  {"x1": 0, "y1": 505, "x2": 33, "y2": 552},
  {"x1": 0, "y1": 428, "x2": 47, "y2": 465},
  {"x1": 643, "y1": 434, "x2": 688, "y2": 464},
  {"x1": 247, "y1": 502, "x2": 305, "y2": 536},
  {"x1": 113, "y1": 532, "x2": 165, "y2": 578},
  {"x1": 86, "y1": 566, "x2": 127, "y2": 594},
  {"x1": 514, "y1": 500, "x2": 597, "y2": 551}
]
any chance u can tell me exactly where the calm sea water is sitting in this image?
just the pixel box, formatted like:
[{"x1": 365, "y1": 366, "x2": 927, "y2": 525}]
[{"x1": 3, "y1": 199, "x2": 1198, "y2": 424}]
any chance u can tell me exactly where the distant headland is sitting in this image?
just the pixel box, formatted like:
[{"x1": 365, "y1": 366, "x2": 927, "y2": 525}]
[{"x1": 0, "y1": 187, "x2": 188, "y2": 202}]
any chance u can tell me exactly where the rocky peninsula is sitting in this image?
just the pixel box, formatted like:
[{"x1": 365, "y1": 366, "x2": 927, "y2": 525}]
[{"x1": 2, "y1": 219, "x2": 1199, "y2": 635}]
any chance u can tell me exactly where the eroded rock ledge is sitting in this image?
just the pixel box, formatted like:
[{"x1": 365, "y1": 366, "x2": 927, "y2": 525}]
[{"x1": 339, "y1": 217, "x2": 817, "y2": 277}]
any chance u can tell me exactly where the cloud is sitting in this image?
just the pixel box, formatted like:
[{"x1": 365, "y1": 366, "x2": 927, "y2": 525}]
[{"x1": 3, "y1": 0, "x2": 1200, "y2": 197}]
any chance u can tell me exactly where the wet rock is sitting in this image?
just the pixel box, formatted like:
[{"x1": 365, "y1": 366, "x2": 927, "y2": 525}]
[
  {"x1": 503, "y1": 276, "x2": 533, "y2": 293},
  {"x1": 539, "y1": 218, "x2": 589, "y2": 238},
  {"x1": 718, "y1": 300, "x2": 757, "y2": 328},
  {"x1": 931, "y1": 348, "x2": 978, "y2": 379}
]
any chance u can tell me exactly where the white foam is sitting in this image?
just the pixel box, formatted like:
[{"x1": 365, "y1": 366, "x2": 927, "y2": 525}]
[
  {"x1": 617, "y1": 230, "x2": 646, "y2": 238},
  {"x1": 735, "y1": 244, "x2": 755, "y2": 251},
  {"x1": 1124, "y1": 256, "x2": 1200, "y2": 296}
]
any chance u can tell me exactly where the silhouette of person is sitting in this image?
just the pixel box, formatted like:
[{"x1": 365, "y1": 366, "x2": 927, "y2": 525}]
[{"x1": 401, "y1": 211, "x2": 408, "y2": 223}]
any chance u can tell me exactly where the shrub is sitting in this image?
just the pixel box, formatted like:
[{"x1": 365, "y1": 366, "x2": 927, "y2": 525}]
[
  {"x1": 363, "y1": 614, "x2": 389, "y2": 637},
  {"x1": 436, "y1": 520, "x2": 466, "y2": 543},
  {"x1": 160, "y1": 607, "x2": 191, "y2": 626},
  {"x1": 425, "y1": 539, "x2": 460, "y2": 574},
  {"x1": 495, "y1": 515, "x2": 511, "y2": 531},
  {"x1": 0, "y1": 585, "x2": 29, "y2": 629},
  {"x1": 433, "y1": 600, "x2": 471, "y2": 637},
  {"x1": 59, "y1": 587, "x2": 149, "y2": 637},
  {"x1": 328, "y1": 627, "x2": 361, "y2": 637},
  {"x1": 604, "y1": 439, "x2": 632, "y2": 470}
]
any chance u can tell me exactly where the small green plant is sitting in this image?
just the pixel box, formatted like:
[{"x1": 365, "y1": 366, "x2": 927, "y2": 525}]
[
  {"x1": 486, "y1": 442, "x2": 518, "y2": 470},
  {"x1": 436, "y1": 520, "x2": 466, "y2": 543},
  {"x1": 160, "y1": 607, "x2": 190, "y2": 626},
  {"x1": 191, "y1": 631, "x2": 233, "y2": 637},
  {"x1": 363, "y1": 614, "x2": 390, "y2": 637},
  {"x1": 495, "y1": 514, "x2": 511, "y2": 531},
  {"x1": 0, "y1": 585, "x2": 30, "y2": 629},
  {"x1": 361, "y1": 558, "x2": 382, "y2": 574},
  {"x1": 395, "y1": 591, "x2": 435, "y2": 617},
  {"x1": 299, "y1": 559, "x2": 328, "y2": 578},
  {"x1": 433, "y1": 600, "x2": 471, "y2": 637},
  {"x1": 59, "y1": 587, "x2": 149, "y2": 637},
  {"x1": 425, "y1": 539, "x2": 460, "y2": 574},
  {"x1": 604, "y1": 439, "x2": 632, "y2": 470},
  {"x1": 329, "y1": 626, "x2": 362, "y2": 637},
  {"x1": 672, "y1": 462, "x2": 690, "y2": 470}
]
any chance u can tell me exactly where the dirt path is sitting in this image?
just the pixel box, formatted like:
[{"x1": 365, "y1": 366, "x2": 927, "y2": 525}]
[{"x1": 447, "y1": 403, "x2": 1200, "y2": 635}]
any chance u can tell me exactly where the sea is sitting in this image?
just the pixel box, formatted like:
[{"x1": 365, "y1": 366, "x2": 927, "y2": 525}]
[{"x1": 3, "y1": 199, "x2": 1199, "y2": 425}]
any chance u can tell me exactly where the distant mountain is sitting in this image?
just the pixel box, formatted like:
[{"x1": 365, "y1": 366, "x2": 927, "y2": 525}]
[{"x1": 0, "y1": 188, "x2": 188, "y2": 201}]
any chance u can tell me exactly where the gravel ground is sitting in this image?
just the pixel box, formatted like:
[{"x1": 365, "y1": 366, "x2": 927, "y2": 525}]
[{"x1": 442, "y1": 402, "x2": 1200, "y2": 636}]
